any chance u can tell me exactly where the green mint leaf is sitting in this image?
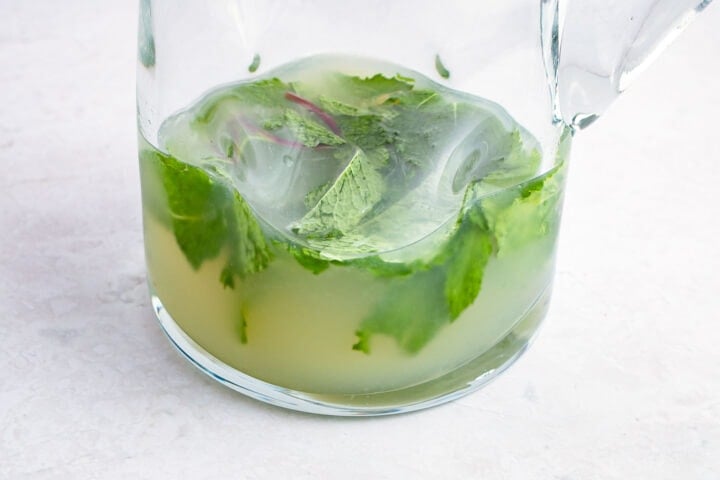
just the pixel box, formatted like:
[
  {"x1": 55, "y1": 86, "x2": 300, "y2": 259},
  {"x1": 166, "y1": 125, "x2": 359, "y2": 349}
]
[
  {"x1": 293, "y1": 148, "x2": 386, "y2": 238},
  {"x1": 336, "y1": 114, "x2": 393, "y2": 151},
  {"x1": 318, "y1": 97, "x2": 364, "y2": 116},
  {"x1": 353, "y1": 269, "x2": 449, "y2": 354},
  {"x1": 194, "y1": 78, "x2": 288, "y2": 125},
  {"x1": 386, "y1": 90, "x2": 471, "y2": 184},
  {"x1": 221, "y1": 188, "x2": 273, "y2": 284},
  {"x1": 150, "y1": 150, "x2": 229, "y2": 269},
  {"x1": 351, "y1": 194, "x2": 492, "y2": 354},
  {"x1": 283, "y1": 109, "x2": 345, "y2": 147},
  {"x1": 303, "y1": 181, "x2": 331, "y2": 209},
  {"x1": 442, "y1": 220, "x2": 493, "y2": 320},
  {"x1": 331, "y1": 73, "x2": 414, "y2": 104},
  {"x1": 347, "y1": 255, "x2": 419, "y2": 278},
  {"x1": 481, "y1": 161, "x2": 565, "y2": 257},
  {"x1": 139, "y1": 146, "x2": 171, "y2": 226},
  {"x1": 282, "y1": 244, "x2": 331, "y2": 274},
  {"x1": 262, "y1": 117, "x2": 284, "y2": 130},
  {"x1": 480, "y1": 130, "x2": 542, "y2": 188},
  {"x1": 450, "y1": 124, "x2": 545, "y2": 209},
  {"x1": 141, "y1": 147, "x2": 272, "y2": 284}
]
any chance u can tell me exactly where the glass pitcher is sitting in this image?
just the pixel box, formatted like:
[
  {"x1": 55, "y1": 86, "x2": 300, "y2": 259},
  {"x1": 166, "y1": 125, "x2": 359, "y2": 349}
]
[{"x1": 136, "y1": 0, "x2": 712, "y2": 415}]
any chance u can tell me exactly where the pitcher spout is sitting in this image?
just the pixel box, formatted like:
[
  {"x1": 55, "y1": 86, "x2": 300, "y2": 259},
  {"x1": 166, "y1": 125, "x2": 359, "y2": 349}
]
[{"x1": 542, "y1": 0, "x2": 713, "y2": 130}]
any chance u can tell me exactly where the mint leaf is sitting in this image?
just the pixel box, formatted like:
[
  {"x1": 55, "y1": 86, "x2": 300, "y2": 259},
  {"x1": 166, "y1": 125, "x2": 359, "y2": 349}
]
[
  {"x1": 284, "y1": 92, "x2": 342, "y2": 135},
  {"x1": 149, "y1": 150, "x2": 229, "y2": 269},
  {"x1": 449, "y1": 119, "x2": 530, "y2": 193},
  {"x1": 330, "y1": 73, "x2": 414, "y2": 105},
  {"x1": 353, "y1": 269, "x2": 448, "y2": 354},
  {"x1": 347, "y1": 255, "x2": 418, "y2": 278},
  {"x1": 352, "y1": 201, "x2": 492, "y2": 354},
  {"x1": 282, "y1": 243, "x2": 330, "y2": 274},
  {"x1": 194, "y1": 78, "x2": 288, "y2": 126},
  {"x1": 304, "y1": 181, "x2": 331, "y2": 209},
  {"x1": 480, "y1": 130, "x2": 542, "y2": 188},
  {"x1": 141, "y1": 147, "x2": 272, "y2": 285},
  {"x1": 283, "y1": 109, "x2": 345, "y2": 147},
  {"x1": 220, "y1": 188, "x2": 273, "y2": 287},
  {"x1": 442, "y1": 219, "x2": 493, "y2": 320},
  {"x1": 336, "y1": 114, "x2": 392, "y2": 150},
  {"x1": 385, "y1": 89, "x2": 471, "y2": 184},
  {"x1": 293, "y1": 148, "x2": 386, "y2": 238},
  {"x1": 481, "y1": 162, "x2": 565, "y2": 257},
  {"x1": 318, "y1": 97, "x2": 364, "y2": 116}
]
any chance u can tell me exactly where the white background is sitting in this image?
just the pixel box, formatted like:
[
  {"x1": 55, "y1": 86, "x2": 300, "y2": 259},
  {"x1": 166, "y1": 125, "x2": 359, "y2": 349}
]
[{"x1": 1, "y1": 2, "x2": 718, "y2": 479}]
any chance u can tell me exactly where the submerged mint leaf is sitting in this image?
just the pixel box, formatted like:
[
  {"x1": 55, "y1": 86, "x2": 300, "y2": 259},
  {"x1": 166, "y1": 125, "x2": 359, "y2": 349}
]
[
  {"x1": 448, "y1": 121, "x2": 539, "y2": 195},
  {"x1": 304, "y1": 181, "x2": 331, "y2": 209},
  {"x1": 333, "y1": 73, "x2": 414, "y2": 103},
  {"x1": 293, "y1": 148, "x2": 386, "y2": 238},
  {"x1": 283, "y1": 243, "x2": 331, "y2": 274},
  {"x1": 285, "y1": 92, "x2": 342, "y2": 135},
  {"x1": 142, "y1": 147, "x2": 272, "y2": 284},
  {"x1": 479, "y1": 130, "x2": 542, "y2": 188},
  {"x1": 228, "y1": 78, "x2": 288, "y2": 107},
  {"x1": 149, "y1": 150, "x2": 228, "y2": 269},
  {"x1": 221, "y1": 188, "x2": 273, "y2": 284},
  {"x1": 318, "y1": 97, "x2": 363, "y2": 116},
  {"x1": 336, "y1": 114, "x2": 393, "y2": 151},
  {"x1": 262, "y1": 117, "x2": 284, "y2": 131},
  {"x1": 194, "y1": 78, "x2": 288, "y2": 125},
  {"x1": 442, "y1": 220, "x2": 493, "y2": 320},
  {"x1": 353, "y1": 269, "x2": 449, "y2": 354},
  {"x1": 352, "y1": 200, "x2": 491, "y2": 354},
  {"x1": 283, "y1": 109, "x2": 345, "y2": 147},
  {"x1": 386, "y1": 89, "x2": 472, "y2": 183},
  {"x1": 481, "y1": 161, "x2": 565, "y2": 257},
  {"x1": 347, "y1": 255, "x2": 419, "y2": 278}
]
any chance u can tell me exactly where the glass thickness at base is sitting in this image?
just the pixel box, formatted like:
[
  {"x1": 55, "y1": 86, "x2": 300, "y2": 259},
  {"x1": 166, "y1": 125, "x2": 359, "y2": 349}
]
[{"x1": 152, "y1": 286, "x2": 551, "y2": 416}]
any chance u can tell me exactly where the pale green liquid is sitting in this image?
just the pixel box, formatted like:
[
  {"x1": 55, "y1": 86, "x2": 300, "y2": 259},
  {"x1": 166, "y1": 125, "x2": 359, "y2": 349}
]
[{"x1": 144, "y1": 213, "x2": 555, "y2": 394}]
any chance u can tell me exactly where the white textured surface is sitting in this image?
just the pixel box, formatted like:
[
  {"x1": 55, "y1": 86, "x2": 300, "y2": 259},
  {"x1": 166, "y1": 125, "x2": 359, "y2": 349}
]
[{"x1": 1, "y1": 2, "x2": 719, "y2": 478}]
